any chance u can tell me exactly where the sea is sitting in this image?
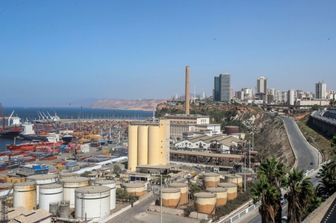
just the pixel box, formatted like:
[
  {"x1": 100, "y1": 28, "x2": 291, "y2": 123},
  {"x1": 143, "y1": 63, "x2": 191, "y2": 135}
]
[{"x1": 0, "y1": 107, "x2": 152, "y2": 150}]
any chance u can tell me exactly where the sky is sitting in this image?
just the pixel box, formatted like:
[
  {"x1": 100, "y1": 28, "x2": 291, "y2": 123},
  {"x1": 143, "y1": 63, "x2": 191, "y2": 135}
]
[{"x1": 0, "y1": 0, "x2": 336, "y2": 107}]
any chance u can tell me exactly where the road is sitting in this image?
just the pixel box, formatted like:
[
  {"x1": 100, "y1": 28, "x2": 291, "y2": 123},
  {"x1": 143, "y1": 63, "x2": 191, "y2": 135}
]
[
  {"x1": 322, "y1": 196, "x2": 336, "y2": 223},
  {"x1": 240, "y1": 116, "x2": 322, "y2": 223},
  {"x1": 107, "y1": 194, "x2": 155, "y2": 223},
  {"x1": 282, "y1": 116, "x2": 320, "y2": 171}
]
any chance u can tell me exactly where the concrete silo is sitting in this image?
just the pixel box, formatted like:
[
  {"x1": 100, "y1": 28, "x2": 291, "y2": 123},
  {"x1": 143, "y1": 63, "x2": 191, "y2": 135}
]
[
  {"x1": 128, "y1": 125, "x2": 138, "y2": 171},
  {"x1": 137, "y1": 125, "x2": 148, "y2": 166},
  {"x1": 159, "y1": 120, "x2": 170, "y2": 165},
  {"x1": 148, "y1": 125, "x2": 161, "y2": 165}
]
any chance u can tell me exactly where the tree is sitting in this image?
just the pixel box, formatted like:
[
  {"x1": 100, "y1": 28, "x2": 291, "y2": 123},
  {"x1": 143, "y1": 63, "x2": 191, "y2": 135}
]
[
  {"x1": 251, "y1": 174, "x2": 280, "y2": 223},
  {"x1": 258, "y1": 157, "x2": 287, "y2": 223},
  {"x1": 286, "y1": 169, "x2": 314, "y2": 223},
  {"x1": 251, "y1": 157, "x2": 287, "y2": 223},
  {"x1": 317, "y1": 159, "x2": 336, "y2": 198}
]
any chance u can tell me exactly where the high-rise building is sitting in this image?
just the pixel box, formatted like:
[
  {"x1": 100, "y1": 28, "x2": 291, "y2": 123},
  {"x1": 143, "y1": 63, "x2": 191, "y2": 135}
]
[
  {"x1": 288, "y1": 90, "x2": 295, "y2": 106},
  {"x1": 213, "y1": 74, "x2": 231, "y2": 102},
  {"x1": 256, "y1": 76, "x2": 267, "y2": 101},
  {"x1": 315, "y1": 81, "x2": 327, "y2": 99},
  {"x1": 185, "y1": 65, "x2": 190, "y2": 115}
]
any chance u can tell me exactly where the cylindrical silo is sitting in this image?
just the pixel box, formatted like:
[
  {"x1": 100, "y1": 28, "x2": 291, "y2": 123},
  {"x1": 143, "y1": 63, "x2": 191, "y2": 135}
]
[
  {"x1": 225, "y1": 174, "x2": 243, "y2": 188},
  {"x1": 203, "y1": 173, "x2": 220, "y2": 188},
  {"x1": 161, "y1": 188, "x2": 180, "y2": 208},
  {"x1": 148, "y1": 125, "x2": 160, "y2": 165},
  {"x1": 123, "y1": 182, "x2": 145, "y2": 197},
  {"x1": 128, "y1": 125, "x2": 138, "y2": 171},
  {"x1": 75, "y1": 186, "x2": 111, "y2": 220},
  {"x1": 218, "y1": 183, "x2": 238, "y2": 201},
  {"x1": 194, "y1": 192, "x2": 217, "y2": 215},
  {"x1": 27, "y1": 174, "x2": 58, "y2": 204},
  {"x1": 137, "y1": 125, "x2": 148, "y2": 166},
  {"x1": 159, "y1": 120, "x2": 170, "y2": 165},
  {"x1": 206, "y1": 187, "x2": 228, "y2": 207},
  {"x1": 169, "y1": 182, "x2": 188, "y2": 206},
  {"x1": 39, "y1": 184, "x2": 63, "y2": 212},
  {"x1": 95, "y1": 179, "x2": 116, "y2": 210},
  {"x1": 14, "y1": 181, "x2": 36, "y2": 210},
  {"x1": 61, "y1": 177, "x2": 90, "y2": 208},
  {"x1": 0, "y1": 183, "x2": 13, "y2": 197}
]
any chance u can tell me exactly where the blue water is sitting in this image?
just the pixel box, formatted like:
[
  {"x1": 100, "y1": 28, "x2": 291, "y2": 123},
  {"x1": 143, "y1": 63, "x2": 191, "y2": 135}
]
[{"x1": 3, "y1": 107, "x2": 152, "y2": 121}]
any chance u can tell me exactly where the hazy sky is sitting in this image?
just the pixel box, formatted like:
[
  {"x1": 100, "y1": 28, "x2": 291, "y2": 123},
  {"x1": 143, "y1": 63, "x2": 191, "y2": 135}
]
[{"x1": 0, "y1": 0, "x2": 335, "y2": 106}]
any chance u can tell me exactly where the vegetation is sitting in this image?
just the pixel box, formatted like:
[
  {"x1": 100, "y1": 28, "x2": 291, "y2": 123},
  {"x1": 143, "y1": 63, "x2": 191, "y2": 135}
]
[
  {"x1": 116, "y1": 188, "x2": 138, "y2": 203},
  {"x1": 251, "y1": 157, "x2": 320, "y2": 223},
  {"x1": 286, "y1": 169, "x2": 314, "y2": 223},
  {"x1": 251, "y1": 157, "x2": 286, "y2": 223},
  {"x1": 297, "y1": 120, "x2": 336, "y2": 160},
  {"x1": 317, "y1": 159, "x2": 336, "y2": 198},
  {"x1": 213, "y1": 189, "x2": 251, "y2": 221}
]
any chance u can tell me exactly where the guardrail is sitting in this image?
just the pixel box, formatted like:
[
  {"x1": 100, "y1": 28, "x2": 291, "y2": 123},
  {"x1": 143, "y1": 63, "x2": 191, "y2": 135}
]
[{"x1": 216, "y1": 201, "x2": 260, "y2": 223}]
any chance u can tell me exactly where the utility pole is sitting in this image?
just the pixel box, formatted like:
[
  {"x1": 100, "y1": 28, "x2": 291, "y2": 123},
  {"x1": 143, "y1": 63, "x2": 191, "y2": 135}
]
[{"x1": 160, "y1": 174, "x2": 163, "y2": 223}]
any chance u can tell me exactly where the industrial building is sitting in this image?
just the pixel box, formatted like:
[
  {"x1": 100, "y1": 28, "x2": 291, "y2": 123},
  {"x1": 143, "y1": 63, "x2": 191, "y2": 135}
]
[{"x1": 128, "y1": 119, "x2": 170, "y2": 171}]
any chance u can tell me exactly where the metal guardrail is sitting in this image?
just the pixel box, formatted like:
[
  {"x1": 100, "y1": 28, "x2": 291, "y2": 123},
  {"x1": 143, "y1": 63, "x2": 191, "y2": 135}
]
[{"x1": 216, "y1": 201, "x2": 260, "y2": 223}]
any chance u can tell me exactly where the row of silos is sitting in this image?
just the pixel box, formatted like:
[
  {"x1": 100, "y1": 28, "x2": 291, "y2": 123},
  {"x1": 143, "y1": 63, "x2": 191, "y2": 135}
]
[{"x1": 128, "y1": 120, "x2": 170, "y2": 171}]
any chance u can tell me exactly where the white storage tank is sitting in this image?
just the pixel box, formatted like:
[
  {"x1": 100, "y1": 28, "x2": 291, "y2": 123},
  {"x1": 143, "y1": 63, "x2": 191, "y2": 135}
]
[
  {"x1": 13, "y1": 181, "x2": 36, "y2": 210},
  {"x1": 95, "y1": 179, "x2": 116, "y2": 210},
  {"x1": 75, "y1": 186, "x2": 111, "y2": 220},
  {"x1": 0, "y1": 183, "x2": 13, "y2": 197},
  {"x1": 27, "y1": 173, "x2": 58, "y2": 204},
  {"x1": 39, "y1": 184, "x2": 63, "y2": 212},
  {"x1": 61, "y1": 177, "x2": 89, "y2": 208},
  {"x1": 59, "y1": 172, "x2": 79, "y2": 179}
]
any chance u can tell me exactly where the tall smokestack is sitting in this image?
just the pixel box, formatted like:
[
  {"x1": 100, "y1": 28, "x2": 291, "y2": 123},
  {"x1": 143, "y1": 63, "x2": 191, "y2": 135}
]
[{"x1": 185, "y1": 65, "x2": 190, "y2": 115}]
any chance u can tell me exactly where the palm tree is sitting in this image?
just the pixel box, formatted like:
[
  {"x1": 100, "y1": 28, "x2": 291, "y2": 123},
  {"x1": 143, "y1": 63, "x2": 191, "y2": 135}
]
[
  {"x1": 258, "y1": 157, "x2": 287, "y2": 222},
  {"x1": 317, "y1": 159, "x2": 336, "y2": 198},
  {"x1": 286, "y1": 169, "x2": 314, "y2": 223},
  {"x1": 251, "y1": 174, "x2": 281, "y2": 223}
]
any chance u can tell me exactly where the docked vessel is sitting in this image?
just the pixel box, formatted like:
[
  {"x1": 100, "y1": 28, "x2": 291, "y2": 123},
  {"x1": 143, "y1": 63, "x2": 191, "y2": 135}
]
[
  {"x1": 7, "y1": 141, "x2": 62, "y2": 152},
  {"x1": 0, "y1": 110, "x2": 23, "y2": 138}
]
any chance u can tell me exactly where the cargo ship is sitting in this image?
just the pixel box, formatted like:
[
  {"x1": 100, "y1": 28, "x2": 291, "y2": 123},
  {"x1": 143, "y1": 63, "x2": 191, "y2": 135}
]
[{"x1": 0, "y1": 126, "x2": 23, "y2": 138}]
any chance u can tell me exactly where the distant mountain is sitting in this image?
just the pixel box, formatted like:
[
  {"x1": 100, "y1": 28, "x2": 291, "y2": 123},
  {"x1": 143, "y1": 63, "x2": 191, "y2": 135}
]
[{"x1": 90, "y1": 99, "x2": 167, "y2": 111}]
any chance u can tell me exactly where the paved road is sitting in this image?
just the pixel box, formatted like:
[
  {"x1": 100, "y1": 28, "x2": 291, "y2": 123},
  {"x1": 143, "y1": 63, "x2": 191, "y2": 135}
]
[
  {"x1": 282, "y1": 116, "x2": 320, "y2": 171},
  {"x1": 322, "y1": 197, "x2": 336, "y2": 223},
  {"x1": 241, "y1": 116, "x2": 322, "y2": 223},
  {"x1": 108, "y1": 194, "x2": 155, "y2": 223}
]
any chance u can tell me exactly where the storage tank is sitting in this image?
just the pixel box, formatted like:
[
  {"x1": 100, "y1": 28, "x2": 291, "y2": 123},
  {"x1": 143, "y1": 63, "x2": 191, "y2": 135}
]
[
  {"x1": 58, "y1": 201, "x2": 71, "y2": 218},
  {"x1": 95, "y1": 179, "x2": 116, "y2": 210},
  {"x1": 39, "y1": 184, "x2": 63, "y2": 212},
  {"x1": 194, "y1": 192, "x2": 217, "y2": 215},
  {"x1": 203, "y1": 173, "x2": 220, "y2": 188},
  {"x1": 59, "y1": 172, "x2": 79, "y2": 179},
  {"x1": 225, "y1": 174, "x2": 243, "y2": 188},
  {"x1": 123, "y1": 182, "x2": 145, "y2": 197},
  {"x1": 13, "y1": 181, "x2": 36, "y2": 210},
  {"x1": 49, "y1": 202, "x2": 59, "y2": 216},
  {"x1": 27, "y1": 174, "x2": 58, "y2": 204},
  {"x1": 61, "y1": 177, "x2": 89, "y2": 208},
  {"x1": 169, "y1": 182, "x2": 188, "y2": 205},
  {"x1": 159, "y1": 120, "x2": 170, "y2": 165},
  {"x1": 148, "y1": 126, "x2": 160, "y2": 165},
  {"x1": 0, "y1": 183, "x2": 13, "y2": 197},
  {"x1": 161, "y1": 188, "x2": 180, "y2": 208},
  {"x1": 218, "y1": 183, "x2": 238, "y2": 201},
  {"x1": 224, "y1": 126, "x2": 240, "y2": 135},
  {"x1": 137, "y1": 125, "x2": 148, "y2": 166},
  {"x1": 5, "y1": 176, "x2": 25, "y2": 183},
  {"x1": 75, "y1": 186, "x2": 111, "y2": 220},
  {"x1": 128, "y1": 125, "x2": 138, "y2": 171},
  {"x1": 206, "y1": 187, "x2": 228, "y2": 207}
]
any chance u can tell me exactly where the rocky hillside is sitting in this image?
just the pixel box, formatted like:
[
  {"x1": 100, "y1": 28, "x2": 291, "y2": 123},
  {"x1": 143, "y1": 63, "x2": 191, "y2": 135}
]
[
  {"x1": 91, "y1": 99, "x2": 166, "y2": 111},
  {"x1": 254, "y1": 113, "x2": 295, "y2": 167}
]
